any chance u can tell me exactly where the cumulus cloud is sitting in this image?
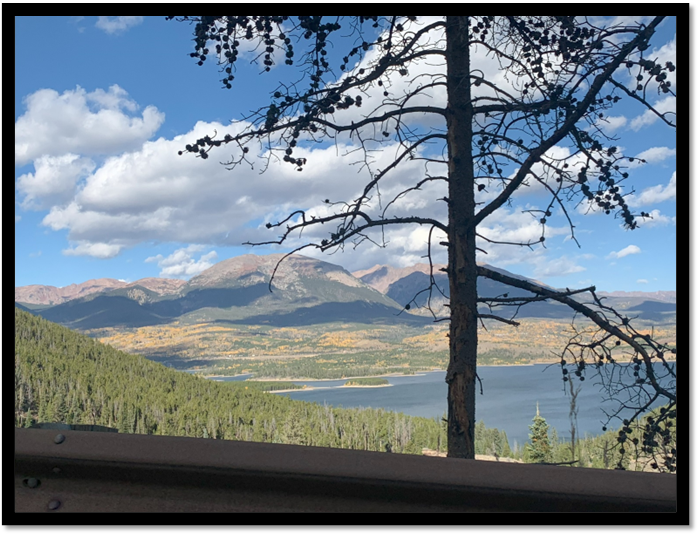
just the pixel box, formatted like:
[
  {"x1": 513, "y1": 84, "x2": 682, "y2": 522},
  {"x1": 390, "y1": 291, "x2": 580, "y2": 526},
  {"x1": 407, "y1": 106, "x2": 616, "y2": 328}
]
[
  {"x1": 95, "y1": 16, "x2": 144, "y2": 34},
  {"x1": 626, "y1": 172, "x2": 676, "y2": 207},
  {"x1": 20, "y1": 20, "x2": 673, "y2": 277},
  {"x1": 629, "y1": 95, "x2": 676, "y2": 131},
  {"x1": 632, "y1": 146, "x2": 676, "y2": 165},
  {"x1": 63, "y1": 242, "x2": 123, "y2": 259},
  {"x1": 35, "y1": 117, "x2": 445, "y2": 260},
  {"x1": 15, "y1": 85, "x2": 164, "y2": 166},
  {"x1": 146, "y1": 246, "x2": 218, "y2": 279},
  {"x1": 637, "y1": 279, "x2": 648, "y2": 284},
  {"x1": 27, "y1": 108, "x2": 587, "y2": 276},
  {"x1": 607, "y1": 245, "x2": 641, "y2": 259},
  {"x1": 531, "y1": 256, "x2": 586, "y2": 279},
  {"x1": 634, "y1": 209, "x2": 676, "y2": 228},
  {"x1": 16, "y1": 154, "x2": 95, "y2": 209},
  {"x1": 594, "y1": 115, "x2": 628, "y2": 134}
]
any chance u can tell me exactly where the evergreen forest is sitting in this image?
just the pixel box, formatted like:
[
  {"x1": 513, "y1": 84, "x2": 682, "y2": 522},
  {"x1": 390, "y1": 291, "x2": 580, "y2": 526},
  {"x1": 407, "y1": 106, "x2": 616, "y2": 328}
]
[
  {"x1": 14, "y1": 308, "x2": 445, "y2": 453},
  {"x1": 15, "y1": 307, "x2": 673, "y2": 469}
]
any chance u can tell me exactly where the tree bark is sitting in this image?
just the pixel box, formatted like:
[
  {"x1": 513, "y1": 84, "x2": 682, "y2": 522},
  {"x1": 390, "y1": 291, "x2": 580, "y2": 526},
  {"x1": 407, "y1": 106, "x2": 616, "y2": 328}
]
[{"x1": 445, "y1": 16, "x2": 478, "y2": 459}]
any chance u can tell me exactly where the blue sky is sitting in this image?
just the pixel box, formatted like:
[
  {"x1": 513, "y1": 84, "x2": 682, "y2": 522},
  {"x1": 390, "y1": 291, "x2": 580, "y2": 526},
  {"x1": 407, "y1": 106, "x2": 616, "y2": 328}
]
[{"x1": 15, "y1": 16, "x2": 677, "y2": 292}]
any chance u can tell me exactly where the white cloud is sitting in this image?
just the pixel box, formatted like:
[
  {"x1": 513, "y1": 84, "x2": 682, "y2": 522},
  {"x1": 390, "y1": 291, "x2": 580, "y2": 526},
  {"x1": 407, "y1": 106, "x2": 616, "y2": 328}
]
[
  {"x1": 531, "y1": 256, "x2": 586, "y2": 279},
  {"x1": 63, "y1": 242, "x2": 123, "y2": 259},
  {"x1": 629, "y1": 95, "x2": 676, "y2": 131},
  {"x1": 626, "y1": 172, "x2": 676, "y2": 207},
  {"x1": 607, "y1": 245, "x2": 641, "y2": 259},
  {"x1": 15, "y1": 215, "x2": 21, "y2": 223},
  {"x1": 17, "y1": 154, "x2": 95, "y2": 209},
  {"x1": 595, "y1": 115, "x2": 627, "y2": 134},
  {"x1": 637, "y1": 279, "x2": 649, "y2": 284},
  {"x1": 36, "y1": 118, "x2": 445, "y2": 260},
  {"x1": 146, "y1": 245, "x2": 218, "y2": 279},
  {"x1": 95, "y1": 16, "x2": 144, "y2": 35},
  {"x1": 15, "y1": 85, "x2": 164, "y2": 166},
  {"x1": 633, "y1": 146, "x2": 676, "y2": 165},
  {"x1": 634, "y1": 209, "x2": 676, "y2": 228},
  {"x1": 21, "y1": 20, "x2": 675, "y2": 276}
]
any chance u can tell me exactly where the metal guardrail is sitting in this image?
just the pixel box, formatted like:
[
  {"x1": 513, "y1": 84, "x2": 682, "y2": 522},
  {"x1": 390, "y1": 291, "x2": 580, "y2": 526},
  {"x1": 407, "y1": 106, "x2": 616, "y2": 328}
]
[{"x1": 14, "y1": 428, "x2": 677, "y2": 514}]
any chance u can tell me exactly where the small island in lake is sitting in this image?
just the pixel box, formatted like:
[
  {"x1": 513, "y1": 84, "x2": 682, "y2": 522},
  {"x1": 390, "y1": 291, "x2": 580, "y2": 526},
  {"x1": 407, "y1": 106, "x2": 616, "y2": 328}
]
[{"x1": 343, "y1": 377, "x2": 390, "y2": 387}]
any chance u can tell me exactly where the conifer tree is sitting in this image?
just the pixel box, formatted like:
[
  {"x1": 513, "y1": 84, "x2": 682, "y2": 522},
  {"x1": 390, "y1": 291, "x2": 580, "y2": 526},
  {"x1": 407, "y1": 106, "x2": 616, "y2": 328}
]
[{"x1": 526, "y1": 403, "x2": 552, "y2": 464}]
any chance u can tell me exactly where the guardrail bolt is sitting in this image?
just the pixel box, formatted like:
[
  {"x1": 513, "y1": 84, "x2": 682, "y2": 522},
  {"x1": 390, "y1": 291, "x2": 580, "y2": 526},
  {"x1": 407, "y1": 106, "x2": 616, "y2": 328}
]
[
  {"x1": 53, "y1": 434, "x2": 65, "y2": 444},
  {"x1": 48, "y1": 500, "x2": 61, "y2": 511},
  {"x1": 23, "y1": 478, "x2": 40, "y2": 489}
]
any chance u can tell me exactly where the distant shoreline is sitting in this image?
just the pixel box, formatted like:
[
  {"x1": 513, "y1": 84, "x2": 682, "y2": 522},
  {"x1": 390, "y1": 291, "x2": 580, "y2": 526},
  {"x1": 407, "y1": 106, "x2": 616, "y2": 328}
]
[{"x1": 199, "y1": 358, "x2": 675, "y2": 382}]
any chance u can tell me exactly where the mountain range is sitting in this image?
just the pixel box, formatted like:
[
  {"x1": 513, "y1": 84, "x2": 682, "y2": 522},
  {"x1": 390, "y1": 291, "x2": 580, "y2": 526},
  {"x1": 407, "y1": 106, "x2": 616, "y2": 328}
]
[{"x1": 16, "y1": 253, "x2": 676, "y2": 329}]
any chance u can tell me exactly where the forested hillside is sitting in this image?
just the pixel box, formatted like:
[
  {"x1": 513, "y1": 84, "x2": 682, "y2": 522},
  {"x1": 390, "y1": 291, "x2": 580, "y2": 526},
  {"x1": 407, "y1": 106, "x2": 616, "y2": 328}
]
[
  {"x1": 14, "y1": 307, "x2": 674, "y2": 470},
  {"x1": 14, "y1": 307, "x2": 445, "y2": 453}
]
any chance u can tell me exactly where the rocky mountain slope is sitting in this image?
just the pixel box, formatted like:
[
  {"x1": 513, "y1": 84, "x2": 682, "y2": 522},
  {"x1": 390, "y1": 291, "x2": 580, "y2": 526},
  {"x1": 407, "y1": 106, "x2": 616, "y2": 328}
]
[
  {"x1": 15, "y1": 277, "x2": 186, "y2": 305},
  {"x1": 28, "y1": 254, "x2": 425, "y2": 329},
  {"x1": 18, "y1": 254, "x2": 676, "y2": 329}
]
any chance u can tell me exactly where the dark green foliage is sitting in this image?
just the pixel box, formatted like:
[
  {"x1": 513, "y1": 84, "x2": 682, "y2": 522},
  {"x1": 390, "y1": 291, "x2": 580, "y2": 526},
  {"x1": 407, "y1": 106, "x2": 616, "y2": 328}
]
[
  {"x1": 237, "y1": 380, "x2": 304, "y2": 392},
  {"x1": 14, "y1": 308, "x2": 446, "y2": 454},
  {"x1": 525, "y1": 406, "x2": 552, "y2": 463},
  {"x1": 343, "y1": 377, "x2": 389, "y2": 386},
  {"x1": 474, "y1": 420, "x2": 513, "y2": 458}
]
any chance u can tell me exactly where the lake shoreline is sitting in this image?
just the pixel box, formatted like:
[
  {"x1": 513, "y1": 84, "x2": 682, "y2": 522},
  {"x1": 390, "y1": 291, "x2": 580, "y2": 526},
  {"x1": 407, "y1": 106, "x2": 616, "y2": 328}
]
[{"x1": 199, "y1": 358, "x2": 675, "y2": 382}]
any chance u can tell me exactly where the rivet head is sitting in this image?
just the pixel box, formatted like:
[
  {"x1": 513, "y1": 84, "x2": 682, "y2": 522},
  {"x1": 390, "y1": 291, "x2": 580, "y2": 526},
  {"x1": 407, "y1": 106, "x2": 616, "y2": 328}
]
[
  {"x1": 48, "y1": 500, "x2": 61, "y2": 511},
  {"x1": 23, "y1": 478, "x2": 41, "y2": 488},
  {"x1": 53, "y1": 434, "x2": 65, "y2": 444}
]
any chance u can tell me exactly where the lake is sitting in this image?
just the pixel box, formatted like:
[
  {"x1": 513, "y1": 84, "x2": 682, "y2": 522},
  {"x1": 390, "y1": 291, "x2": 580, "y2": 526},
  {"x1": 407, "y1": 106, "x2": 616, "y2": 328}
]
[{"x1": 208, "y1": 363, "x2": 674, "y2": 449}]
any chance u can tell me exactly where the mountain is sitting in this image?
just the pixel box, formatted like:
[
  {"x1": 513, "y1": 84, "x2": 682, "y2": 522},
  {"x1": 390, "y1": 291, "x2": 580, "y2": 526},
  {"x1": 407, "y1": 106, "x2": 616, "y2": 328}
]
[
  {"x1": 352, "y1": 264, "x2": 445, "y2": 294},
  {"x1": 596, "y1": 291, "x2": 676, "y2": 304},
  {"x1": 353, "y1": 264, "x2": 569, "y2": 317},
  {"x1": 33, "y1": 254, "x2": 426, "y2": 329},
  {"x1": 15, "y1": 277, "x2": 187, "y2": 306},
  {"x1": 21, "y1": 254, "x2": 676, "y2": 330},
  {"x1": 15, "y1": 278, "x2": 128, "y2": 306},
  {"x1": 356, "y1": 263, "x2": 675, "y2": 321}
]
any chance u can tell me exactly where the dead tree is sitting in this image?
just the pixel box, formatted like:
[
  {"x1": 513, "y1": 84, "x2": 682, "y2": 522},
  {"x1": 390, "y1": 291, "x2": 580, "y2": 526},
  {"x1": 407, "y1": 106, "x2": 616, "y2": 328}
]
[{"x1": 170, "y1": 15, "x2": 676, "y2": 465}]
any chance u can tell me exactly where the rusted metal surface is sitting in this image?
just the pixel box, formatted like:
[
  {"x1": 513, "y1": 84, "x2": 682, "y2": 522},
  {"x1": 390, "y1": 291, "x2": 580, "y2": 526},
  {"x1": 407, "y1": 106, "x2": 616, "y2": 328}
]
[{"x1": 14, "y1": 428, "x2": 676, "y2": 513}]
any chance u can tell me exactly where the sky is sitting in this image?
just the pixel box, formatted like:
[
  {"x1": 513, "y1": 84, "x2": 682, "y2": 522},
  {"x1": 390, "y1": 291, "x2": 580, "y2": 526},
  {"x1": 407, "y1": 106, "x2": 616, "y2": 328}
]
[{"x1": 14, "y1": 16, "x2": 678, "y2": 293}]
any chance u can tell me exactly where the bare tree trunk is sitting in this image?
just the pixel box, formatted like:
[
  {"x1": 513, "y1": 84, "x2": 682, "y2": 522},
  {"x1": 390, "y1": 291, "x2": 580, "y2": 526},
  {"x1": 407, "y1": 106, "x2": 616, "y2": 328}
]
[{"x1": 445, "y1": 16, "x2": 478, "y2": 459}]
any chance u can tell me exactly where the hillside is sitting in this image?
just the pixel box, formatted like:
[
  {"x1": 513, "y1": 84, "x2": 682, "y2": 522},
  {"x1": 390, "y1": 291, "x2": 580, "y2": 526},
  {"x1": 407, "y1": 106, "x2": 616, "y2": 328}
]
[{"x1": 14, "y1": 307, "x2": 444, "y2": 453}]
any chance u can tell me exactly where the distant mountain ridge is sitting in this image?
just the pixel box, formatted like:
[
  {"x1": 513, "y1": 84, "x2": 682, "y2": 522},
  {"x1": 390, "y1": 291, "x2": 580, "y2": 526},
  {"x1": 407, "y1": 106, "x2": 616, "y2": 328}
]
[
  {"x1": 17, "y1": 254, "x2": 675, "y2": 328},
  {"x1": 352, "y1": 264, "x2": 446, "y2": 294},
  {"x1": 597, "y1": 290, "x2": 676, "y2": 303},
  {"x1": 15, "y1": 277, "x2": 187, "y2": 305},
  {"x1": 24, "y1": 254, "x2": 427, "y2": 329},
  {"x1": 354, "y1": 262, "x2": 563, "y2": 318}
]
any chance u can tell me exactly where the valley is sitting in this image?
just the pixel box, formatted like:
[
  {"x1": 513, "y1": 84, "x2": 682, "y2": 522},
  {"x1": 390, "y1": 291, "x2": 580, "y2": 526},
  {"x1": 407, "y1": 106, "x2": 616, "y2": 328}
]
[
  {"x1": 16, "y1": 253, "x2": 676, "y2": 380},
  {"x1": 91, "y1": 317, "x2": 676, "y2": 379}
]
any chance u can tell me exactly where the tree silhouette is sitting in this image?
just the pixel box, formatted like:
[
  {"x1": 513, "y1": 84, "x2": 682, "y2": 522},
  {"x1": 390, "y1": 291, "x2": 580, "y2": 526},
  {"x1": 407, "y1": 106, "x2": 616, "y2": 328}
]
[{"x1": 170, "y1": 16, "x2": 676, "y2": 465}]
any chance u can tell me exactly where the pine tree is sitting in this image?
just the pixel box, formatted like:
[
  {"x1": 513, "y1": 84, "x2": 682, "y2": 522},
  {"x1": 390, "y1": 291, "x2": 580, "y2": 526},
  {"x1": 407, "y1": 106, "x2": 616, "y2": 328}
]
[
  {"x1": 526, "y1": 403, "x2": 552, "y2": 464},
  {"x1": 170, "y1": 15, "x2": 677, "y2": 460}
]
